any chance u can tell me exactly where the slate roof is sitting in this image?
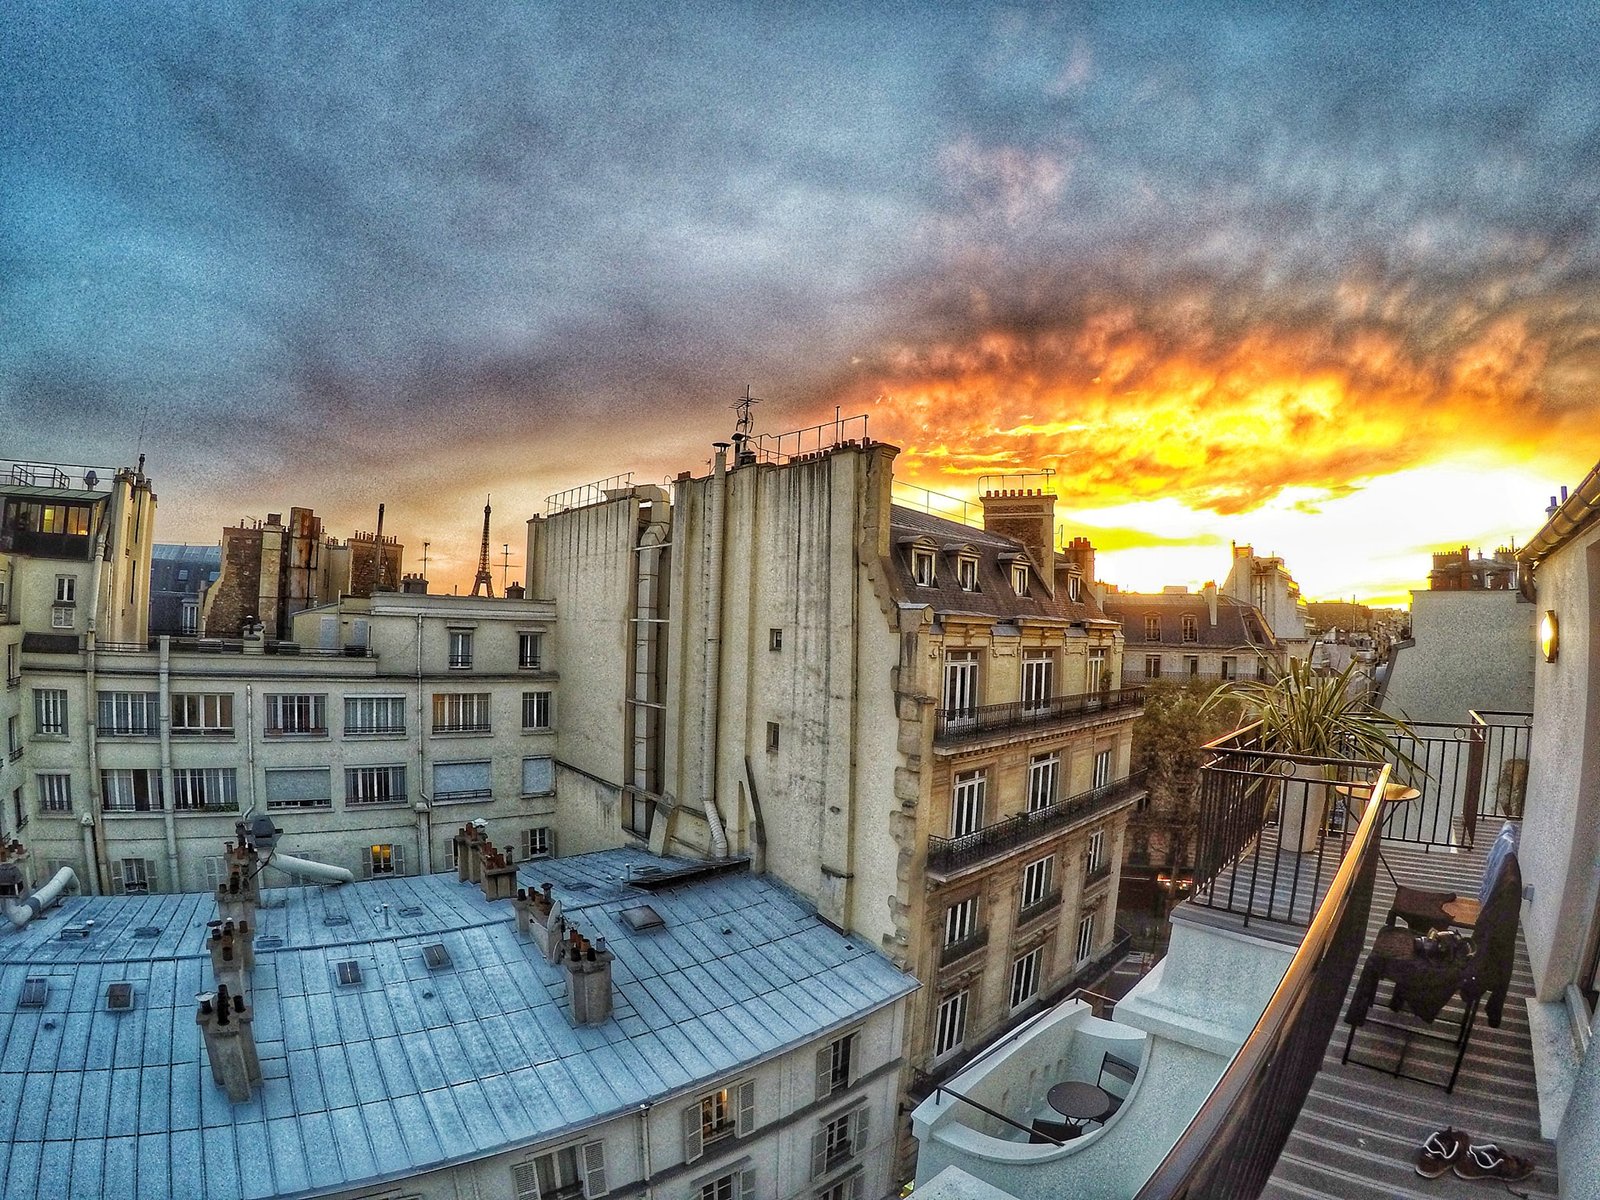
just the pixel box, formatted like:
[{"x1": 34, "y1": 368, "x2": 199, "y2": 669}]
[
  {"x1": 0, "y1": 850, "x2": 915, "y2": 1200},
  {"x1": 1101, "y1": 592, "x2": 1280, "y2": 651}
]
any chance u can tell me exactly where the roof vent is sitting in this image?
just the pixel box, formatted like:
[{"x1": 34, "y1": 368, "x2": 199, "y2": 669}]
[
  {"x1": 620, "y1": 904, "x2": 664, "y2": 932},
  {"x1": 19, "y1": 978, "x2": 47, "y2": 1009},
  {"x1": 57, "y1": 922, "x2": 93, "y2": 941},
  {"x1": 255, "y1": 935, "x2": 284, "y2": 950},
  {"x1": 422, "y1": 943, "x2": 452, "y2": 971},
  {"x1": 105, "y1": 982, "x2": 134, "y2": 1012},
  {"x1": 336, "y1": 961, "x2": 362, "y2": 986},
  {"x1": 132, "y1": 926, "x2": 162, "y2": 939},
  {"x1": 397, "y1": 906, "x2": 425, "y2": 918},
  {"x1": 323, "y1": 915, "x2": 350, "y2": 927}
]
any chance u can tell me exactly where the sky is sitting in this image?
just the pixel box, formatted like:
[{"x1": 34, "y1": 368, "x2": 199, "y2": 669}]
[{"x1": 4, "y1": 3, "x2": 1598, "y2": 605}]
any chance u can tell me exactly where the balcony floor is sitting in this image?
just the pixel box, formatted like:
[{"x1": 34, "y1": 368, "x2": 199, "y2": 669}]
[{"x1": 1259, "y1": 837, "x2": 1556, "y2": 1200}]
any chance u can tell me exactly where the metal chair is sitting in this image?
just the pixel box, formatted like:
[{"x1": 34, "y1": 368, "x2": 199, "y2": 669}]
[
  {"x1": 1386, "y1": 821, "x2": 1518, "y2": 932},
  {"x1": 1097, "y1": 1052, "x2": 1139, "y2": 1116}
]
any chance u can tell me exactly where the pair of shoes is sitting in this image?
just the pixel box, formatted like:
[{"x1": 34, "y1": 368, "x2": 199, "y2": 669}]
[
  {"x1": 1415, "y1": 1127, "x2": 1468, "y2": 1178},
  {"x1": 1453, "y1": 1141, "x2": 1536, "y2": 1182}
]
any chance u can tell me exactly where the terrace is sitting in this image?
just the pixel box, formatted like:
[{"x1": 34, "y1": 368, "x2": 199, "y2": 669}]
[{"x1": 913, "y1": 711, "x2": 1556, "y2": 1200}]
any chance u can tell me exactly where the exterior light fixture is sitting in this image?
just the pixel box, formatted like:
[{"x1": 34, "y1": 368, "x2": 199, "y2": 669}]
[{"x1": 1540, "y1": 610, "x2": 1559, "y2": 662}]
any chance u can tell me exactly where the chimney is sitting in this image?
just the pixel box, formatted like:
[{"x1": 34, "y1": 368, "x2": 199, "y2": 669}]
[
  {"x1": 1203, "y1": 581, "x2": 1219, "y2": 626},
  {"x1": 453, "y1": 824, "x2": 473, "y2": 883},
  {"x1": 481, "y1": 843, "x2": 518, "y2": 903},
  {"x1": 981, "y1": 488, "x2": 1056, "y2": 594},
  {"x1": 401, "y1": 573, "x2": 429, "y2": 595},
  {"x1": 195, "y1": 983, "x2": 262, "y2": 1103},
  {"x1": 214, "y1": 851, "x2": 258, "y2": 925},
  {"x1": 1059, "y1": 536, "x2": 1096, "y2": 596},
  {"x1": 504, "y1": 582, "x2": 526, "y2": 600},
  {"x1": 511, "y1": 887, "x2": 536, "y2": 936},
  {"x1": 523, "y1": 882, "x2": 567, "y2": 962},
  {"x1": 564, "y1": 930, "x2": 614, "y2": 1025},
  {"x1": 207, "y1": 918, "x2": 254, "y2": 1000}
]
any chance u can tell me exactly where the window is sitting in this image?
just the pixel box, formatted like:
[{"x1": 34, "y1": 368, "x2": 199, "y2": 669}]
[
  {"x1": 766, "y1": 721, "x2": 780, "y2": 752},
  {"x1": 1144, "y1": 654, "x2": 1162, "y2": 680},
  {"x1": 521, "y1": 756, "x2": 554, "y2": 797},
  {"x1": 1067, "y1": 574, "x2": 1083, "y2": 602},
  {"x1": 7, "y1": 715, "x2": 20, "y2": 759},
  {"x1": 112, "y1": 858, "x2": 154, "y2": 895},
  {"x1": 1182, "y1": 614, "x2": 1198, "y2": 643},
  {"x1": 1021, "y1": 855, "x2": 1054, "y2": 910},
  {"x1": 33, "y1": 689, "x2": 67, "y2": 736},
  {"x1": 683, "y1": 1080, "x2": 755, "y2": 1162},
  {"x1": 263, "y1": 767, "x2": 332, "y2": 810},
  {"x1": 956, "y1": 554, "x2": 979, "y2": 592},
  {"x1": 697, "y1": 1170, "x2": 753, "y2": 1200},
  {"x1": 346, "y1": 765, "x2": 406, "y2": 805},
  {"x1": 179, "y1": 597, "x2": 198, "y2": 634},
  {"x1": 1257, "y1": 660, "x2": 1270, "y2": 681},
  {"x1": 97, "y1": 691, "x2": 159, "y2": 736},
  {"x1": 434, "y1": 760, "x2": 492, "y2": 802},
  {"x1": 912, "y1": 547, "x2": 937, "y2": 587},
  {"x1": 624, "y1": 789, "x2": 652, "y2": 838},
  {"x1": 1221, "y1": 656, "x2": 1236, "y2": 681},
  {"x1": 1087, "y1": 829, "x2": 1105, "y2": 873},
  {"x1": 522, "y1": 826, "x2": 554, "y2": 860},
  {"x1": 448, "y1": 629, "x2": 473, "y2": 669},
  {"x1": 933, "y1": 990, "x2": 969, "y2": 1057},
  {"x1": 943, "y1": 895, "x2": 978, "y2": 948},
  {"x1": 817, "y1": 1173, "x2": 865, "y2": 1200},
  {"x1": 203, "y1": 856, "x2": 230, "y2": 892},
  {"x1": 55, "y1": 575, "x2": 76, "y2": 604},
  {"x1": 1010, "y1": 946, "x2": 1043, "y2": 1009},
  {"x1": 815, "y1": 1031, "x2": 859, "y2": 1100},
  {"x1": 365, "y1": 843, "x2": 405, "y2": 877},
  {"x1": 1076, "y1": 911, "x2": 1097, "y2": 963},
  {"x1": 1011, "y1": 563, "x2": 1030, "y2": 595},
  {"x1": 12, "y1": 786, "x2": 25, "y2": 832},
  {"x1": 1185, "y1": 655, "x2": 1200, "y2": 677},
  {"x1": 265, "y1": 693, "x2": 327, "y2": 736},
  {"x1": 768, "y1": 628, "x2": 783, "y2": 652},
  {"x1": 950, "y1": 770, "x2": 985, "y2": 837},
  {"x1": 172, "y1": 692, "x2": 233, "y2": 735},
  {"x1": 1093, "y1": 749, "x2": 1112, "y2": 791},
  {"x1": 811, "y1": 1107, "x2": 868, "y2": 1178},
  {"x1": 101, "y1": 769, "x2": 163, "y2": 812},
  {"x1": 51, "y1": 605, "x2": 74, "y2": 629},
  {"x1": 4, "y1": 641, "x2": 16, "y2": 685},
  {"x1": 510, "y1": 1141, "x2": 608, "y2": 1200},
  {"x1": 344, "y1": 695, "x2": 404, "y2": 736},
  {"x1": 942, "y1": 651, "x2": 979, "y2": 723},
  {"x1": 1144, "y1": 615, "x2": 1161, "y2": 642},
  {"x1": 1027, "y1": 753, "x2": 1058, "y2": 813},
  {"x1": 38, "y1": 773, "x2": 71, "y2": 814},
  {"x1": 521, "y1": 691, "x2": 552, "y2": 731},
  {"x1": 1020, "y1": 654, "x2": 1053, "y2": 711},
  {"x1": 1088, "y1": 648, "x2": 1107, "y2": 690},
  {"x1": 518, "y1": 631, "x2": 543, "y2": 669},
  {"x1": 433, "y1": 692, "x2": 491, "y2": 733},
  {"x1": 173, "y1": 767, "x2": 237, "y2": 812}
]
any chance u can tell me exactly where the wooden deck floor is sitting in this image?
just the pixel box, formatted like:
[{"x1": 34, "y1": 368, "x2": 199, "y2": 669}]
[{"x1": 1256, "y1": 836, "x2": 1555, "y2": 1200}]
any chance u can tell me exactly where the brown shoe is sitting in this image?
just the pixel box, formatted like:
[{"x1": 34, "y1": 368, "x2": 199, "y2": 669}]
[
  {"x1": 1454, "y1": 1142, "x2": 1535, "y2": 1182},
  {"x1": 1415, "y1": 1127, "x2": 1468, "y2": 1179}
]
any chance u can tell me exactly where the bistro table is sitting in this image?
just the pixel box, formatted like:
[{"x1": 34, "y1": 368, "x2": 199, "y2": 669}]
[
  {"x1": 1332, "y1": 781, "x2": 1421, "y2": 888},
  {"x1": 1046, "y1": 1081, "x2": 1113, "y2": 1128}
]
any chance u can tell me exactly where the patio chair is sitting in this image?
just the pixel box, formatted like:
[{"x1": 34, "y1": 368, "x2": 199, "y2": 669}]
[
  {"x1": 1097, "y1": 1052, "x2": 1139, "y2": 1117},
  {"x1": 1386, "y1": 821, "x2": 1519, "y2": 932},
  {"x1": 1029, "y1": 1118, "x2": 1079, "y2": 1144}
]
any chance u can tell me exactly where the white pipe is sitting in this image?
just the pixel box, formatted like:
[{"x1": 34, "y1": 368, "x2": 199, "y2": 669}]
[
  {"x1": 4, "y1": 867, "x2": 80, "y2": 928},
  {"x1": 699, "y1": 446, "x2": 730, "y2": 859},
  {"x1": 265, "y1": 853, "x2": 354, "y2": 885}
]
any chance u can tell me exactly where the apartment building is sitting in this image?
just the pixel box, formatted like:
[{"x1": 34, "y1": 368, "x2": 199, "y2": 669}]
[
  {"x1": 2, "y1": 459, "x2": 559, "y2": 894},
  {"x1": 1220, "y1": 543, "x2": 1312, "y2": 659},
  {"x1": 1102, "y1": 583, "x2": 1283, "y2": 687},
  {"x1": 527, "y1": 437, "x2": 1145, "y2": 1138},
  {"x1": 0, "y1": 845, "x2": 916, "y2": 1200}
]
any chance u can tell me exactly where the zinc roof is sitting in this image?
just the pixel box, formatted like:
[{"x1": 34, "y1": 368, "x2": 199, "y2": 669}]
[{"x1": 0, "y1": 850, "x2": 914, "y2": 1199}]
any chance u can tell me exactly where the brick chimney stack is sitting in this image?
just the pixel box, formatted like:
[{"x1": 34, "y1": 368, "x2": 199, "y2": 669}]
[
  {"x1": 207, "y1": 918, "x2": 254, "y2": 1000},
  {"x1": 481, "y1": 843, "x2": 518, "y2": 902},
  {"x1": 196, "y1": 983, "x2": 263, "y2": 1103},
  {"x1": 1203, "y1": 581, "x2": 1219, "y2": 626},
  {"x1": 564, "y1": 930, "x2": 614, "y2": 1025},
  {"x1": 1059, "y1": 535, "x2": 1097, "y2": 597},
  {"x1": 981, "y1": 489, "x2": 1057, "y2": 594},
  {"x1": 214, "y1": 860, "x2": 257, "y2": 926},
  {"x1": 524, "y1": 882, "x2": 566, "y2": 962}
]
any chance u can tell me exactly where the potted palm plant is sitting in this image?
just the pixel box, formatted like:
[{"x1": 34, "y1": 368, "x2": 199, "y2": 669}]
[{"x1": 1204, "y1": 657, "x2": 1415, "y2": 853}]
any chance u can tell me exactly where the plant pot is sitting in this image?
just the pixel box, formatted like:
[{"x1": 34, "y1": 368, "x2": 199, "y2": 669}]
[{"x1": 1276, "y1": 762, "x2": 1331, "y2": 854}]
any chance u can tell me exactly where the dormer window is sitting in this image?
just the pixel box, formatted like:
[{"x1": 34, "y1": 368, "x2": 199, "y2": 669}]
[
  {"x1": 1182, "y1": 615, "x2": 1198, "y2": 643},
  {"x1": 913, "y1": 547, "x2": 937, "y2": 587},
  {"x1": 1067, "y1": 574, "x2": 1083, "y2": 603},
  {"x1": 957, "y1": 555, "x2": 979, "y2": 592},
  {"x1": 1011, "y1": 563, "x2": 1030, "y2": 595},
  {"x1": 1145, "y1": 616, "x2": 1161, "y2": 642}
]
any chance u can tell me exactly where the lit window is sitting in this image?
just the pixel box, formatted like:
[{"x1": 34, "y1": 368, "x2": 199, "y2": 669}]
[
  {"x1": 366, "y1": 844, "x2": 403, "y2": 877},
  {"x1": 683, "y1": 1080, "x2": 755, "y2": 1163}
]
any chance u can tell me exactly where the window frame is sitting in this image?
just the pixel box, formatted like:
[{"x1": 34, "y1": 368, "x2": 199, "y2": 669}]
[
  {"x1": 1182, "y1": 614, "x2": 1199, "y2": 643},
  {"x1": 1092, "y1": 748, "x2": 1113, "y2": 791},
  {"x1": 1144, "y1": 615, "x2": 1161, "y2": 642},
  {"x1": 346, "y1": 764, "x2": 407, "y2": 806},
  {"x1": 101, "y1": 768, "x2": 164, "y2": 813},
  {"x1": 433, "y1": 691, "x2": 492, "y2": 734},
  {"x1": 173, "y1": 767, "x2": 238, "y2": 812},
  {"x1": 1076, "y1": 910, "x2": 1097, "y2": 964},
  {"x1": 448, "y1": 628, "x2": 474, "y2": 669},
  {"x1": 1020, "y1": 654, "x2": 1053, "y2": 712},
  {"x1": 171, "y1": 692, "x2": 234, "y2": 735},
  {"x1": 1011, "y1": 562, "x2": 1030, "y2": 595},
  {"x1": 1009, "y1": 945, "x2": 1043, "y2": 1009},
  {"x1": 344, "y1": 694, "x2": 406, "y2": 737},
  {"x1": 956, "y1": 554, "x2": 979, "y2": 592},
  {"x1": 1020, "y1": 855, "x2": 1054, "y2": 910},
  {"x1": 521, "y1": 690, "x2": 553, "y2": 732},
  {"x1": 933, "y1": 989, "x2": 969, "y2": 1058},
  {"x1": 517, "y1": 630, "x2": 543, "y2": 670},
  {"x1": 943, "y1": 894, "x2": 978, "y2": 948},
  {"x1": 911, "y1": 547, "x2": 937, "y2": 587},
  {"x1": 37, "y1": 772, "x2": 72, "y2": 814},
  {"x1": 1026, "y1": 752, "x2": 1059, "y2": 813},
  {"x1": 96, "y1": 690, "x2": 159, "y2": 737},
  {"x1": 942, "y1": 651, "x2": 980, "y2": 723},
  {"x1": 33, "y1": 688, "x2": 68, "y2": 737},
  {"x1": 950, "y1": 769, "x2": 986, "y2": 837},
  {"x1": 264, "y1": 692, "x2": 328, "y2": 737}
]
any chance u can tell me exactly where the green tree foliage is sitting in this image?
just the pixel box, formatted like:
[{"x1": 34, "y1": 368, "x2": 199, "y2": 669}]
[{"x1": 1131, "y1": 681, "x2": 1245, "y2": 870}]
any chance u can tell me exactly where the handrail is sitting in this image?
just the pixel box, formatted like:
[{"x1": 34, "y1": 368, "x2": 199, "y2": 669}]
[
  {"x1": 937, "y1": 688, "x2": 1145, "y2": 740},
  {"x1": 934, "y1": 1085, "x2": 1067, "y2": 1147},
  {"x1": 1132, "y1": 765, "x2": 1390, "y2": 1199}
]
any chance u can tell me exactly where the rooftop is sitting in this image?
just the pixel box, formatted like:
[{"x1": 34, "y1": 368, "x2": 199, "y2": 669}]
[{"x1": 0, "y1": 849, "x2": 914, "y2": 1199}]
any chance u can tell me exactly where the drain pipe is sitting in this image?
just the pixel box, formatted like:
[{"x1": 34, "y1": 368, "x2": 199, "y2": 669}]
[
  {"x1": 157, "y1": 636, "x2": 180, "y2": 887},
  {"x1": 699, "y1": 445, "x2": 730, "y2": 859},
  {"x1": 2, "y1": 866, "x2": 80, "y2": 928},
  {"x1": 83, "y1": 507, "x2": 112, "y2": 894},
  {"x1": 263, "y1": 852, "x2": 353, "y2": 885}
]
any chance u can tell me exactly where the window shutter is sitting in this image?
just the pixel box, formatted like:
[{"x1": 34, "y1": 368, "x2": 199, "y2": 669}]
[
  {"x1": 392, "y1": 844, "x2": 406, "y2": 876},
  {"x1": 847, "y1": 1033, "x2": 860, "y2": 1088},
  {"x1": 811, "y1": 1128, "x2": 828, "y2": 1180},
  {"x1": 739, "y1": 1168, "x2": 756, "y2": 1200},
  {"x1": 735, "y1": 1079, "x2": 754, "y2": 1136},
  {"x1": 847, "y1": 1173, "x2": 864, "y2": 1200},
  {"x1": 581, "y1": 1140, "x2": 608, "y2": 1198},
  {"x1": 815, "y1": 1044, "x2": 834, "y2": 1101},
  {"x1": 109, "y1": 860, "x2": 124, "y2": 893},
  {"x1": 362, "y1": 848, "x2": 374, "y2": 879},
  {"x1": 682, "y1": 1101, "x2": 703, "y2": 1164},
  {"x1": 853, "y1": 1106, "x2": 868, "y2": 1153},
  {"x1": 510, "y1": 1161, "x2": 540, "y2": 1200}
]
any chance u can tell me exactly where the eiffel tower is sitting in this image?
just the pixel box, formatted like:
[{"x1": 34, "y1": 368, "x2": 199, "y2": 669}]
[{"x1": 469, "y1": 496, "x2": 495, "y2": 597}]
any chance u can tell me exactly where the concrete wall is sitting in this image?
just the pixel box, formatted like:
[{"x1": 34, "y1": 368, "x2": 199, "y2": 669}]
[{"x1": 1382, "y1": 589, "x2": 1535, "y2": 724}]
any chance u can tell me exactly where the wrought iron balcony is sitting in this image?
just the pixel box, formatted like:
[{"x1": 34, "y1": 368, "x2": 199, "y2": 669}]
[
  {"x1": 1016, "y1": 889, "x2": 1062, "y2": 928},
  {"x1": 939, "y1": 927, "x2": 990, "y2": 967},
  {"x1": 927, "y1": 771, "x2": 1147, "y2": 876},
  {"x1": 935, "y1": 688, "x2": 1144, "y2": 743},
  {"x1": 1082, "y1": 861, "x2": 1113, "y2": 890}
]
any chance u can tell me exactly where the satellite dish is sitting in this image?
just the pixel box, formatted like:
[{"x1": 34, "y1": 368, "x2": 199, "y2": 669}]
[{"x1": 82, "y1": 470, "x2": 98, "y2": 489}]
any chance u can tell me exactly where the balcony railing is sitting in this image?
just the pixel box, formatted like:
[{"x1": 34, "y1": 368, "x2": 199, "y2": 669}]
[
  {"x1": 927, "y1": 771, "x2": 1147, "y2": 875},
  {"x1": 935, "y1": 688, "x2": 1144, "y2": 742},
  {"x1": 939, "y1": 927, "x2": 990, "y2": 967},
  {"x1": 1016, "y1": 890, "x2": 1062, "y2": 928},
  {"x1": 1082, "y1": 861, "x2": 1112, "y2": 889}
]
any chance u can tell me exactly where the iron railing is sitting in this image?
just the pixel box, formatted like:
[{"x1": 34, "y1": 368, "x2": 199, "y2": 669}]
[
  {"x1": 1083, "y1": 861, "x2": 1113, "y2": 889},
  {"x1": 1131, "y1": 766, "x2": 1387, "y2": 1200},
  {"x1": 940, "y1": 927, "x2": 990, "y2": 968},
  {"x1": 927, "y1": 771, "x2": 1147, "y2": 875},
  {"x1": 1017, "y1": 890, "x2": 1062, "y2": 928},
  {"x1": 1376, "y1": 710, "x2": 1532, "y2": 848},
  {"x1": 936, "y1": 688, "x2": 1144, "y2": 741}
]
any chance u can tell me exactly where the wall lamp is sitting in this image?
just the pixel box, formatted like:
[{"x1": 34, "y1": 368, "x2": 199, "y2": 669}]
[{"x1": 1540, "y1": 610, "x2": 1559, "y2": 662}]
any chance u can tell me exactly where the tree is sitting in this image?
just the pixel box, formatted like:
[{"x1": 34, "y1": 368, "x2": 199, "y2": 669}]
[{"x1": 1130, "y1": 681, "x2": 1244, "y2": 873}]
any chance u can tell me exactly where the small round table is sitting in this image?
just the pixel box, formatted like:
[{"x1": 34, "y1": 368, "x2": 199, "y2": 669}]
[
  {"x1": 1333, "y1": 782, "x2": 1422, "y2": 889},
  {"x1": 1046, "y1": 1081, "x2": 1113, "y2": 1127}
]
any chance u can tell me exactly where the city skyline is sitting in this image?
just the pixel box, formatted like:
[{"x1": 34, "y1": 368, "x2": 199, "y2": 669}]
[{"x1": 5, "y1": 3, "x2": 1597, "y2": 604}]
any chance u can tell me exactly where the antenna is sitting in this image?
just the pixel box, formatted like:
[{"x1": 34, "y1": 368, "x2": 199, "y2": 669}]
[
  {"x1": 422, "y1": 540, "x2": 431, "y2": 580},
  {"x1": 499, "y1": 543, "x2": 519, "y2": 592},
  {"x1": 469, "y1": 496, "x2": 495, "y2": 597},
  {"x1": 732, "y1": 384, "x2": 760, "y2": 439}
]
